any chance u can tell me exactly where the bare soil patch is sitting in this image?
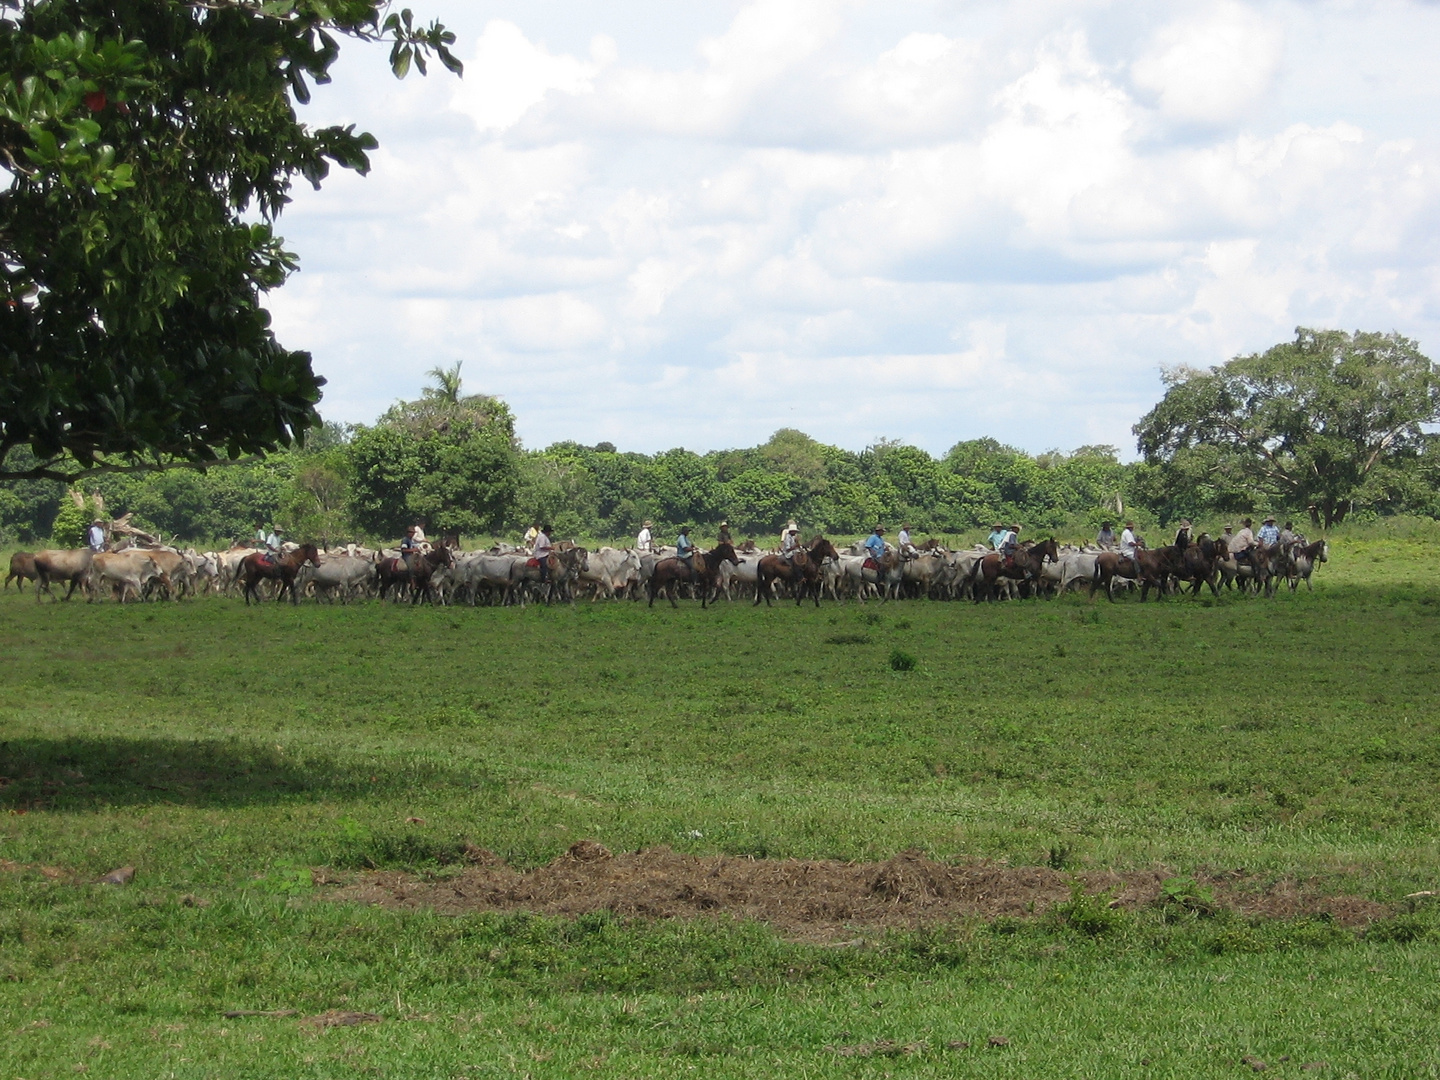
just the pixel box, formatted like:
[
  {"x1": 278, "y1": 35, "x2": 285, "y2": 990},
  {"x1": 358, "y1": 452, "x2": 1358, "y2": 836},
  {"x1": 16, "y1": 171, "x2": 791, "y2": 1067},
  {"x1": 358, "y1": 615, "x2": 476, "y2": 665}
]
[{"x1": 322, "y1": 843, "x2": 1389, "y2": 938}]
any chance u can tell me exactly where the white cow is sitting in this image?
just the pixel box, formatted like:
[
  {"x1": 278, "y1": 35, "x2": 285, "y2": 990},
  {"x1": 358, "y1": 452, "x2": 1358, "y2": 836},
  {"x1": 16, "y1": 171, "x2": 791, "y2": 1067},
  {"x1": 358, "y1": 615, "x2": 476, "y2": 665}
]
[
  {"x1": 90, "y1": 550, "x2": 170, "y2": 603},
  {"x1": 297, "y1": 555, "x2": 376, "y2": 603},
  {"x1": 579, "y1": 547, "x2": 643, "y2": 600}
]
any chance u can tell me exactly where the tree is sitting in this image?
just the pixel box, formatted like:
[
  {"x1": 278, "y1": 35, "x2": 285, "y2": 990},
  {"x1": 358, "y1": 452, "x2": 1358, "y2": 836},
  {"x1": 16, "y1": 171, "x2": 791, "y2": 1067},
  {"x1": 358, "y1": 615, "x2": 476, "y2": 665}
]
[
  {"x1": 1135, "y1": 329, "x2": 1440, "y2": 527},
  {"x1": 348, "y1": 371, "x2": 519, "y2": 540},
  {"x1": 1, "y1": 0, "x2": 460, "y2": 482}
]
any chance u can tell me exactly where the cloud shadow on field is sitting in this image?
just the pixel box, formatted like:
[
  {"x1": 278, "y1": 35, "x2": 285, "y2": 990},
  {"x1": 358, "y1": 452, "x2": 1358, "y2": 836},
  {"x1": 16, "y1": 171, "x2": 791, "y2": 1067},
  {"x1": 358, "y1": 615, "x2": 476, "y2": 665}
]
[{"x1": 0, "y1": 736, "x2": 479, "y2": 813}]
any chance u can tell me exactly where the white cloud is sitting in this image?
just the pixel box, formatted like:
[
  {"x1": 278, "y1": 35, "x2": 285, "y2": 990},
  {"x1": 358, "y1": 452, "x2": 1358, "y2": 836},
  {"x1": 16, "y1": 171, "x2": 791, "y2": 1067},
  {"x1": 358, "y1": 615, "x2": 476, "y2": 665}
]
[
  {"x1": 1131, "y1": 2, "x2": 1284, "y2": 126},
  {"x1": 451, "y1": 21, "x2": 598, "y2": 132},
  {"x1": 267, "y1": 0, "x2": 1440, "y2": 457}
]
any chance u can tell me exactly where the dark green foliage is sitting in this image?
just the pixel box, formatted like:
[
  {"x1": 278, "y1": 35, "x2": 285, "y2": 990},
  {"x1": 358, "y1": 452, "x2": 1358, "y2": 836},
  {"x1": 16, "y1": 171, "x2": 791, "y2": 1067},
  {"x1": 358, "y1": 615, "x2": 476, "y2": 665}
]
[
  {"x1": 0, "y1": 0, "x2": 459, "y2": 481},
  {"x1": 1135, "y1": 328, "x2": 1440, "y2": 527}
]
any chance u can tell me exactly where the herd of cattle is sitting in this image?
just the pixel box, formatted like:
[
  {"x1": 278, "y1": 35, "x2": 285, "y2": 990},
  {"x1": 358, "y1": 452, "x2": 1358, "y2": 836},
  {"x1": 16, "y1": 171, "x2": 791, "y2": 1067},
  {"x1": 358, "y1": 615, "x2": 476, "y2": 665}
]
[{"x1": 4, "y1": 531, "x2": 1328, "y2": 607}]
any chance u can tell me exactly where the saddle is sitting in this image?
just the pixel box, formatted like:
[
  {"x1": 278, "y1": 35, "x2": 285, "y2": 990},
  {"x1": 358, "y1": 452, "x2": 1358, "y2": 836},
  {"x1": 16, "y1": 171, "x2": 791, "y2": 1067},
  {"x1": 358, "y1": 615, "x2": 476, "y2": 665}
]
[
  {"x1": 384, "y1": 557, "x2": 406, "y2": 574},
  {"x1": 862, "y1": 557, "x2": 880, "y2": 572},
  {"x1": 525, "y1": 557, "x2": 541, "y2": 569},
  {"x1": 261, "y1": 553, "x2": 278, "y2": 566}
]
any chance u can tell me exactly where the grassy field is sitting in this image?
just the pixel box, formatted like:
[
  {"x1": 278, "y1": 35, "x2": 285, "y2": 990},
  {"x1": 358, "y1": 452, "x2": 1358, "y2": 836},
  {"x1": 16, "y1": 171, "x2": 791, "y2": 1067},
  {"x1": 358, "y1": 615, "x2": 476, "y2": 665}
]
[{"x1": 2, "y1": 526, "x2": 1439, "y2": 1077}]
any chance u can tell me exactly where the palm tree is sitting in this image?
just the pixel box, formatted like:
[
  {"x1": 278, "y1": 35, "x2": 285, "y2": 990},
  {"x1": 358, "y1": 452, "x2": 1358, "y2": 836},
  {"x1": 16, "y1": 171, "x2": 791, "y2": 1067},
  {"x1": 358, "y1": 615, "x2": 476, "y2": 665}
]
[{"x1": 424, "y1": 361, "x2": 464, "y2": 405}]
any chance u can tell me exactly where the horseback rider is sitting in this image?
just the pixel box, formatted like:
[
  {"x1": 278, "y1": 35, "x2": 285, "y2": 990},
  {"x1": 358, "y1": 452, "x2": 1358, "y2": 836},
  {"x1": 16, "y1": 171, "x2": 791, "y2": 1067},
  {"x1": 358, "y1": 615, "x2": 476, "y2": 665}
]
[
  {"x1": 399, "y1": 525, "x2": 421, "y2": 568},
  {"x1": 987, "y1": 523, "x2": 1006, "y2": 551},
  {"x1": 635, "y1": 520, "x2": 653, "y2": 554},
  {"x1": 1096, "y1": 521, "x2": 1116, "y2": 549},
  {"x1": 676, "y1": 526, "x2": 695, "y2": 569},
  {"x1": 1120, "y1": 521, "x2": 1140, "y2": 566},
  {"x1": 717, "y1": 520, "x2": 733, "y2": 546},
  {"x1": 898, "y1": 523, "x2": 917, "y2": 560},
  {"x1": 533, "y1": 524, "x2": 553, "y2": 585},
  {"x1": 1278, "y1": 520, "x2": 1297, "y2": 554},
  {"x1": 779, "y1": 519, "x2": 798, "y2": 551},
  {"x1": 780, "y1": 527, "x2": 800, "y2": 561},
  {"x1": 265, "y1": 525, "x2": 284, "y2": 564},
  {"x1": 1000, "y1": 524, "x2": 1020, "y2": 567},
  {"x1": 1231, "y1": 518, "x2": 1256, "y2": 562},
  {"x1": 523, "y1": 522, "x2": 539, "y2": 550},
  {"x1": 1258, "y1": 516, "x2": 1280, "y2": 547},
  {"x1": 864, "y1": 525, "x2": 886, "y2": 570},
  {"x1": 87, "y1": 518, "x2": 107, "y2": 554},
  {"x1": 1173, "y1": 519, "x2": 1192, "y2": 551}
]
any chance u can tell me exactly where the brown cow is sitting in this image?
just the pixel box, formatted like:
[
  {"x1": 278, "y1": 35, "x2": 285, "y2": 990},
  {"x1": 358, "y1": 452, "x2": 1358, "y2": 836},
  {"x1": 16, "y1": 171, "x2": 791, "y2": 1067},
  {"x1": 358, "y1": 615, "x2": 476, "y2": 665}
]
[
  {"x1": 33, "y1": 548, "x2": 93, "y2": 602},
  {"x1": 5, "y1": 552, "x2": 37, "y2": 591}
]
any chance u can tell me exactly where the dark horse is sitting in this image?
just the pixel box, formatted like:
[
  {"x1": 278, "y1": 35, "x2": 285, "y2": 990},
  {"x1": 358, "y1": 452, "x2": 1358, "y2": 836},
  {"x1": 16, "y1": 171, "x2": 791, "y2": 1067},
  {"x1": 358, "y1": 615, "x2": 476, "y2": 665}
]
[
  {"x1": 755, "y1": 536, "x2": 841, "y2": 607},
  {"x1": 1089, "y1": 546, "x2": 1174, "y2": 602},
  {"x1": 1175, "y1": 534, "x2": 1221, "y2": 597},
  {"x1": 375, "y1": 545, "x2": 453, "y2": 604},
  {"x1": 970, "y1": 538, "x2": 1059, "y2": 602},
  {"x1": 241, "y1": 543, "x2": 320, "y2": 606},
  {"x1": 649, "y1": 542, "x2": 739, "y2": 609}
]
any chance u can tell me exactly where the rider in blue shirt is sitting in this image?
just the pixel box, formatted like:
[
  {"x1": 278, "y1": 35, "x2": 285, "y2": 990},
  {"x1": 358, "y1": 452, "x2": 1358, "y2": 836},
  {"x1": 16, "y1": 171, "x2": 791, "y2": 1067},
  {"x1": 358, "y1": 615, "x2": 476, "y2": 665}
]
[
  {"x1": 864, "y1": 526, "x2": 886, "y2": 564},
  {"x1": 676, "y1": 527, "x2": 695, "y2": 567},
  {"x1": 1258, "y1": 516, "x2": 1280, "y2": 546}
]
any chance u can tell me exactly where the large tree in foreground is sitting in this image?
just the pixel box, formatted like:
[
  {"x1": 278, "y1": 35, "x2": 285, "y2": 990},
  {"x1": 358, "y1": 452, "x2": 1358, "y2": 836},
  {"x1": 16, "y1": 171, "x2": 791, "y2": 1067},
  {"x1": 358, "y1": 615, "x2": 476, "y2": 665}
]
[
  {"x1": 1135, "y1": 328, "x2": 1440, "y2": 527},
  {"x1": 0, "y1": 0, "x2": 459, "y2": 481}
]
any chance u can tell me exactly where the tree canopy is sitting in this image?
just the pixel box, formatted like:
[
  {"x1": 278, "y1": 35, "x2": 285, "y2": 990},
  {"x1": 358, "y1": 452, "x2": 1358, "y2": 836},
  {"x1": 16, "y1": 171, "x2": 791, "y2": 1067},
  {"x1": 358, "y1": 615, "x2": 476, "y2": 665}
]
[
  {"x1": 1134, "y1": 328, "x2": 1440, "y2": 527},
  {"x1": 0, "y1": 0, "x2": 459, "y2": 482}
]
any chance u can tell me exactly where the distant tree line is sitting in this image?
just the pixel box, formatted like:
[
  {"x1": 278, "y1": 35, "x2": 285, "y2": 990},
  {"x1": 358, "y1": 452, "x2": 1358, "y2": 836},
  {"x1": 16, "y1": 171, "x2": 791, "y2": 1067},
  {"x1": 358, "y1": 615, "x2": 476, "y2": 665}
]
[{"x1": 4, "y1": 330, "x2": 1439, "y2": 548}]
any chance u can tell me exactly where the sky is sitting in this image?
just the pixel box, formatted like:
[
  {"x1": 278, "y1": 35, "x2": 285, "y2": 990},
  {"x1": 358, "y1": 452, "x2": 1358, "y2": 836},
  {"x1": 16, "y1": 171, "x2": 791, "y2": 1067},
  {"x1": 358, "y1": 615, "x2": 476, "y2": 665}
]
[{"x1": 267, "y1": 0, "x2": 1440, "y2": 459}]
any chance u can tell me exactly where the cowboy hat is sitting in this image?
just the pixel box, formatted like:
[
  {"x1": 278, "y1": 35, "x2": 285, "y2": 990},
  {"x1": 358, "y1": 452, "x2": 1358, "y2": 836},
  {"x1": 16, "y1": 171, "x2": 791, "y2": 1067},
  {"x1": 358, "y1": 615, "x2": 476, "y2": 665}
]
[{"x1": 642, "y1": 520, "x2": 653, "y2": 527}]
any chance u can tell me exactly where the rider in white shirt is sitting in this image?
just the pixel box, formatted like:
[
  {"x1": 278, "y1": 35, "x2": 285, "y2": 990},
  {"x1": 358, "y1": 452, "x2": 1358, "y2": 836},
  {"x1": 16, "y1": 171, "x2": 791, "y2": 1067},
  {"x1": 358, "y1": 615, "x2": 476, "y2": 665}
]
[
  {"x1": 533, "y1": 525, "x2": 553, "y2": 585},
  {"x1": 636, "y1": 520, "x2": 653, "y2": 553},
  {"x1": 87, "y1": 519, "x2": 107, "y2": 552},
  {"x1": 898, "y1": 524, "x2": 917, "y2": 559},
  {"x1": 1120, "y1": 522, "x2": 1139, "y2": 563}
]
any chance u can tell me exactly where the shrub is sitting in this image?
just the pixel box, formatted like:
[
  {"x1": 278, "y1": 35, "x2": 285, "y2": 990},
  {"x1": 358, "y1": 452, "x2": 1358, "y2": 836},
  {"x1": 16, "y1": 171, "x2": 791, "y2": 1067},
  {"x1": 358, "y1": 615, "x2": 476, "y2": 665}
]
[{"x1": 888, "y1": 649, "x2": 917, "y2": 672}]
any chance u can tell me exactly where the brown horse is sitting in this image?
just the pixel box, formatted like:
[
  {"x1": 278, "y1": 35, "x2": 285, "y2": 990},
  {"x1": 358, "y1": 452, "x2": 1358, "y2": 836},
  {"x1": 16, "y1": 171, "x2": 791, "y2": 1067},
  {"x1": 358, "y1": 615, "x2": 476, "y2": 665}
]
[
  {"x1": 241, "y1": 544, "x2": 320, "y2": 605},
  {"x1": 755, "y1": 536, "x2": 841, "y2": 607},
  {"x1": 970, "y1": 538, "x2": 1059, "y2": 602},
  {"x1": 375, "y1": 545, "x2": 454, "y2": 604},
  {"x1": 649, "y1": 542, "x2": 738, "y2": 608},
  {"x1": 1089, "y1": 546, "x2": 1171, "y2": 601},
  {"x1": 1175, "y1": 535, "x2": 1221, "y2": 597}
]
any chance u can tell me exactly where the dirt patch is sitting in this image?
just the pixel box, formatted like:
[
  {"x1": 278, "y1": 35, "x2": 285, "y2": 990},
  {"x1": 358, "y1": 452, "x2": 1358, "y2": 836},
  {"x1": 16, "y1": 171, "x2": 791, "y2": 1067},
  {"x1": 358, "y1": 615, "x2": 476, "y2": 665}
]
[{"x1": 321, "y1": 844, "x2": 1389, "y2": 937}]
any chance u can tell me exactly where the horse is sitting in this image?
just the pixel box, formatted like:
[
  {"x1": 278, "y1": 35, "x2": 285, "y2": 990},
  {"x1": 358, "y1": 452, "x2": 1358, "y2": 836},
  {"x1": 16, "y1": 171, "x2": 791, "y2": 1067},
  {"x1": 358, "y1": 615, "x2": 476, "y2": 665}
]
[
  {"x1": 1216, "y1": 542, "x2": 1281, "y2": 597},
  {"x1": 753, "y1": 536, "x2": 841, "y2": 607},
  {"x1": 375, "y1": 545, "x2": 454, "y2": 604},
  {"x1": 648, "y1": 542, "x2": 739, "y2": 608},
  {"x1": 970, "y1": 538, "x2": 1059, "y2": 602},
  {"x1": 858, "y1": 550, "x2": 903, "y2": 601},
  {"x1": 509, "y1": 546, "x2": 589, "y2": 605},
  {"x1": 1287, "y1": 538, "x2": 1328, "y2": 590},
  {"x1": 240, "y1": 544, "x2": 320, "y2": 605},
  {"x1": 1089, "y1": 546, "x2": 1171, "y2": 602},
  {"x1": 1175, "y1": 534, "x2": 1221, "y2": 597}
]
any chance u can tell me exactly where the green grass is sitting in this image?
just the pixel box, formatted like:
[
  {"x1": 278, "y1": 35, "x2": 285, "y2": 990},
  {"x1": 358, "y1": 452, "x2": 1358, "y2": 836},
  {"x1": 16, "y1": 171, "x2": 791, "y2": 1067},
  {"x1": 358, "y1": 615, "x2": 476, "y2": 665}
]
[{"x1": 3, "y1": 531, "x2": 1440, "y2": 1076}]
